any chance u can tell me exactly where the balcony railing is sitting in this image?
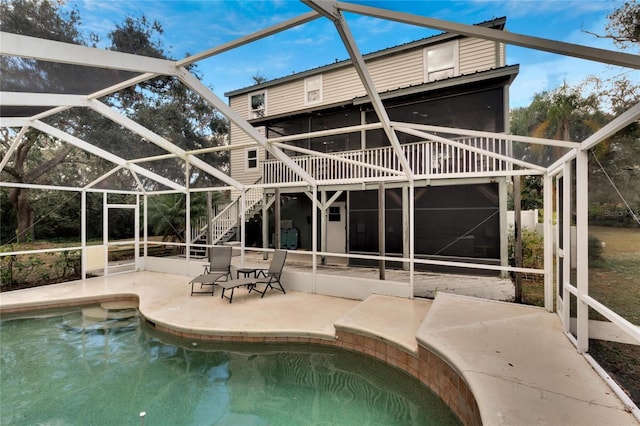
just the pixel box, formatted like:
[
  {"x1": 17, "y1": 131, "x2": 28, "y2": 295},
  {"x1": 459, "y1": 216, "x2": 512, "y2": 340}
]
[{"x1": 263, "y1": 137, "x2": 511, "y2": 185}]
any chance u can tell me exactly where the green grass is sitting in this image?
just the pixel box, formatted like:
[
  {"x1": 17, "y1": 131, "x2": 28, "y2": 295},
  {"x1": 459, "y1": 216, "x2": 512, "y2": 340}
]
[{"x1": 589, "y1": 226, "x2": 640, "y2": 325}]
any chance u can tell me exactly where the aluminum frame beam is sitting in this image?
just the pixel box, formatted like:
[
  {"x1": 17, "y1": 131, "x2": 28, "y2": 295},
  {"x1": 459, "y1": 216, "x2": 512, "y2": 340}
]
[
  {"x1": 0, "y1": 32, "x2": 179, "y2": 75},
  {"x1": 177, "y1": 67, "x2": 317, "y2": 186},
  {"x1": 304, "y1": 0, "x2": 415, "y2": 182},
  {"x1": 88, "y1": 99, "x2": 243, "y2": 190},
  {"x1": 581, "y1": 102, "x2": 640, "y2": 151},
  {"x1": 1, "y1": 92, "x2": 87, "y2": 107},
  {"x1": 0, "y1": 126, "x2": 29, "y2": 173},
  {"x1": 178, "y1": 11, "x2": 321, "y2": 66},
  {"x1": 391, "y1": 122, "x2": 582, "y2": 150},
  {"x1": 30, "y1": 120, "x2": 184, "y2": 191},
  {"x1": 395, "y1": 125, "x2": 547, "y2": 173},
  {"x1": 337, "y1": 2, "x2": 640, "y2": 70}
]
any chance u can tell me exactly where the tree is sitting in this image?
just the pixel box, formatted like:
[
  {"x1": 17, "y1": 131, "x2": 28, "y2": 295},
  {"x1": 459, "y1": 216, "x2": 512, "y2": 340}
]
[
  {"x1": 511, "y1": 83, "x2": 603, "y2": 167},
  {"x1": 1, "y1": 2, "x2": 230, "y2": 242},
  {"x1": 587, "y1": 0, "x2": 640, "y2": 50},
  {"x1": 0, "y1": 0, "x2": 86, "y2": 242}
]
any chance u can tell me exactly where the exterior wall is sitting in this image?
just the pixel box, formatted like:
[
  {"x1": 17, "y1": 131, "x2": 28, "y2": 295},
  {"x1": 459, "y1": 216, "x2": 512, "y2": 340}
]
[
  {"x1": 459, "y1": 37, "x2": 500, "y2": 73},
  {"x1": 228, "y1": 35, "x2": 507, "y2": 186},
  {"x1": 229, "y1": 96, "x2": 263, "y2": 188},
  {"x1": 236, "y1": 36, "x2": 500, "y2": 122}
]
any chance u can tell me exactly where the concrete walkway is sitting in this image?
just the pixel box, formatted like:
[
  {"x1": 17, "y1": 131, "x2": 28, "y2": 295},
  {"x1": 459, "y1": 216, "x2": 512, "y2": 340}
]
[{"x1": 0, "y1": 271, "x2": 635, "y2": 425}]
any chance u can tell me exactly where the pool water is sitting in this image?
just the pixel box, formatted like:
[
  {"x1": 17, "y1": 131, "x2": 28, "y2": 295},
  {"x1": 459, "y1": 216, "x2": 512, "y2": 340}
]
[{"x1": 0, "y1": 306, "x2": 460, "y2": 425}]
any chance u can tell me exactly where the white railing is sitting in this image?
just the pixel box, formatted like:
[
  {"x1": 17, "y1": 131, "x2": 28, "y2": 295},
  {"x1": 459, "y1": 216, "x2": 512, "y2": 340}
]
[
  {"x1": 191, "y1": 187, "x2": 263, "y2": 244},
  {"x1": 263, "y1": 137, "x2": 510, "y2": 184}
]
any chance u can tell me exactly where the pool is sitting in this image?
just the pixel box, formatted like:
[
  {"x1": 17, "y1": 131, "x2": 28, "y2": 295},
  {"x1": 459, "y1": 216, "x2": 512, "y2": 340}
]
[{"x1": 0, "y1": 305, "x2": 460, "y2": 425}]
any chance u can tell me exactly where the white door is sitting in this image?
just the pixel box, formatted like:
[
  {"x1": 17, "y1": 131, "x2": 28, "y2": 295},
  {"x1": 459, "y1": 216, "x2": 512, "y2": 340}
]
[{"x1": 327, "y1": 202, "x2": 346, "y2": 253}]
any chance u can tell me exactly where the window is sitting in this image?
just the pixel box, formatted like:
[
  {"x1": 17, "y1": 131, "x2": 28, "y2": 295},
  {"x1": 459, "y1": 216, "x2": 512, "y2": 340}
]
[
  {"x1": 304, "y1": 75, "x2": 322, "y2": 105},
  {"x1": 329, "y1": 206, "x2": 341, "y2": 222},
  {"x1": 424, "y1": 41, "x2": 458, "y2": 82},
  {"x1": 246, "y1": 148, "x2": 258, "y2": 170},
  {"x1": 249, "y1": 91, "x2": 265, "y2": 119}
]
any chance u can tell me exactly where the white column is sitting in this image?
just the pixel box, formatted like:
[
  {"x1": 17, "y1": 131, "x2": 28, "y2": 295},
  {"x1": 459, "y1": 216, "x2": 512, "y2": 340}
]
[
  {"x1": 81, "y1": 190, "x2": 87, "y2": 279},
  {"x1": 576, "y1": 150, "x2": 589, "y2": 353},
  {"x1": 543, "y1": 173, "x2": 554, "y2": 311},
  {"x1": 499, "y1": 178, "x2": 509, "y2": 278}
]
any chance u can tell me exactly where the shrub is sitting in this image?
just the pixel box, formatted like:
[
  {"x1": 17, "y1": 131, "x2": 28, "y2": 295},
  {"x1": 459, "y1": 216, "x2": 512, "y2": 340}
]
[
  {"x1": 588, "y1": 234, "x2": 604, "y2": 263},
  {"x1": 508, "y1": 227, "x2": 544, "y2": 282}
]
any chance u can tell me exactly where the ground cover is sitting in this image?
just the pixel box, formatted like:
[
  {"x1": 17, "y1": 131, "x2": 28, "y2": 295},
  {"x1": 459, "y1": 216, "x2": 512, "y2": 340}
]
[{"x1": 587, "y1": 226, "x2": 639, "y2": 407}]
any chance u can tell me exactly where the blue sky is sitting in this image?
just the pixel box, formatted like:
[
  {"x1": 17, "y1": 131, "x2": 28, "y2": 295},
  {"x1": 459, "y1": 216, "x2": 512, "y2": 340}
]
[{"x1": 67, "y1": 0, "x2": 638, "y2": 109}]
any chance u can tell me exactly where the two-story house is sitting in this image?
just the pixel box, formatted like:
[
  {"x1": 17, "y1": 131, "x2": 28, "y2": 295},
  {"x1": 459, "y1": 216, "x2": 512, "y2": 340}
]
[{"x1": 224, "y1": 17, "x2": 518, "y2": 274}]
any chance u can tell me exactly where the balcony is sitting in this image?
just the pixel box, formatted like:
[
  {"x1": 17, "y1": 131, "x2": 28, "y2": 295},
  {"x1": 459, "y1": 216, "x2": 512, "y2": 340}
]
[{"x1": 263, "y1": 137, "x2": 511, "y2": 185}]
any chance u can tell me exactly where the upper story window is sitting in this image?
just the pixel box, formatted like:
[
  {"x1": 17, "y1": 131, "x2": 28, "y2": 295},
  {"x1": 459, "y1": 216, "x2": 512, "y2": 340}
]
[
  {"x1": 424, "y1": 41, "x2": 459, "y2": 82},
  {"x1": 304, "y1": 75, "x2": 322, "y2": 105},
  {"x1": 249, "y1": 91, "x2": 266, "y2": 119},
  {"x1": 246, "y1": 148, "x2": 258, "y2": 171}
]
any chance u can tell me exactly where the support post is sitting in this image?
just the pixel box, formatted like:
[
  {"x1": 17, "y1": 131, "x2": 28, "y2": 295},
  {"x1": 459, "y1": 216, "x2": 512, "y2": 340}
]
[
  {"x1": 274, "y1": 188, "x2": 281, "y2": 253},
  {"x1": 378, "y1": 181, "x2": 385, "y2": 280},
  {"x1": 514, "y1": 176, "x2": 523, "y2": 303},
  {"x1": 409, "y1": 181, "x2": 415, "y2": 298},
  {"x1": 321, "y1": 190, "x2": 327, "y2": 265},
  {"x1": 81, "y1": 190, "x2": 87, "y2": 279},
  {"x1": 499, "y1": 178, "x2": 509, "y2": 278},
  {"x1": 402, "y1": 185, "x2": 409, "y2": 271},
  {"x1": 576, "y1": 150, "x2": 589, "y2": 353},
  {"x1": 185, "y1": 163, "x2": 191, "y2": 261},
  {"x1": 103, "y1": 192, "x2": 108, "y2": 276},
  {"x1": 206, "y1": 191, "x2": 213, "y2": 248},
  {"x1": 543, "y1": 173, "x2": 554, "y2": 311},
  {"x1": 262, "y1": 193, "x2": 269, "y2": 260},
  {"x1": 562, "y1": 162, "x2": 572, "y2": 333}
]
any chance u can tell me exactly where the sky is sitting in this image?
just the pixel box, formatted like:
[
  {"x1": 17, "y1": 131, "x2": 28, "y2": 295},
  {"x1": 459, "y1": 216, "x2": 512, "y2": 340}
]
[{"x1": 65, "y1": 0, "x2": 639, "y2": 109}]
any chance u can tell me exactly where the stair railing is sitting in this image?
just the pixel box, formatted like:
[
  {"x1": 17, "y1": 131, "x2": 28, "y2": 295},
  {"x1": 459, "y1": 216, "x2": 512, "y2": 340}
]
[{"x1": 191, "y1": 182, "x2": 264, "y2": 245}]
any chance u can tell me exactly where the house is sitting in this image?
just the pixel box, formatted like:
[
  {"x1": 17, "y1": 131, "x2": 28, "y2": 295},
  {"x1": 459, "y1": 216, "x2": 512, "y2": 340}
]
[{"x1": 223, "y1": 17, "x2": 518, "y2": 274}]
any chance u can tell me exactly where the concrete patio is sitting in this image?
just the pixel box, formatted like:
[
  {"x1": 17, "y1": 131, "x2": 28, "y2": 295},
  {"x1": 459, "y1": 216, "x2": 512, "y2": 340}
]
[{"x1": 0, "y1": 271, "x2": 635, "y2": 425}]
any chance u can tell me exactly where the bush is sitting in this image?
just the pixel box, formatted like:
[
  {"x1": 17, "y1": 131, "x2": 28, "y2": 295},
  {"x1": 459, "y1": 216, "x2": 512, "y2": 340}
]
[
  {"x1": 588, "y1": 234, "x2": 604, "y2": 263},
  {"x1": 508, "y1": 227, "x2": 544, "y2": 282}
]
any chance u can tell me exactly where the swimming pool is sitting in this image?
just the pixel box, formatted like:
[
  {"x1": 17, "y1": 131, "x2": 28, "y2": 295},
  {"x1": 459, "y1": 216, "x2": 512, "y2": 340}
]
[{"x1": 0, "y1": 305, "x2": 460, "y2": 425}]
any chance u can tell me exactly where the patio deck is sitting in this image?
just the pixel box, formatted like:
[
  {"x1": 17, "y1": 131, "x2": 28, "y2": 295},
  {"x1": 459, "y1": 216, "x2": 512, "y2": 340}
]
[{"x1": 0, "y1": 271, "x2": 635, "y2": 426}]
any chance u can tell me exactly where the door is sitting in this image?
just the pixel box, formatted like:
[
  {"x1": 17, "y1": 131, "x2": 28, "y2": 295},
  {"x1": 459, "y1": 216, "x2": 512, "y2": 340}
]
[
  {"x1": 327, "y1": 202, "x2": 346, "y2": 253},
  {"x1": 104, "y1": 196, "x2": 140, "y2": 275}
]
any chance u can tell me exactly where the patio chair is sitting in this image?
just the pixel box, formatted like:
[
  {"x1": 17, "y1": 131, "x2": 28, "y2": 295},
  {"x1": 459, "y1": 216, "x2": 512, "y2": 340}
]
[
  {"x1": 217, "y1": 250, "x2": 287, "y2": 303},
  {"x1": 189, "y1": 245, "x2": 232, "y2": 296}
]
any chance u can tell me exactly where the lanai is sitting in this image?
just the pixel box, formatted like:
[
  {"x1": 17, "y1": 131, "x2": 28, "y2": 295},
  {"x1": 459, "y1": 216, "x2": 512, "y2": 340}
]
[{"x1": 1, "y1": 0, "x2": 639, "y2": 420}]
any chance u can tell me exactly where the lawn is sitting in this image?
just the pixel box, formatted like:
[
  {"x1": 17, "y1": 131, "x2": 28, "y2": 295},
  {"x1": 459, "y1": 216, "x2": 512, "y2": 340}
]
[
  {"x1": 586, "y1": 226, "x2": 639, "y2": 408},
  {"x1": 589, "y1": 226, "x2": 640, "y2": 325}
]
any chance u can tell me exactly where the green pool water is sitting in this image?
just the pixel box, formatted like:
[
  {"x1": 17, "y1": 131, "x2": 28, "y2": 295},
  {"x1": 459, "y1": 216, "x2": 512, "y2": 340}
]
[{"x1": 0, "y1": 306, "x2": 460, "y2": 425}]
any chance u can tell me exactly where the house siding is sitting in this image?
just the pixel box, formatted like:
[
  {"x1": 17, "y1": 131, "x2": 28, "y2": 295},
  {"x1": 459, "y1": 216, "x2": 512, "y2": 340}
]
[
  {"x1": 268, "y1": 80, "x2": 305, "y2": 116},
  {"x1": 368, "y1": 49, "x2": 425, "y2": 92},
  {"x1": 459, "y1": 38, "x2": 498, "y2": 73},
  {"x1": 229, "y1": 96, "x2": 263, "y2": 187},
  {"x1": 231, "y1": 35, "x2": 505, "y2": 128}
]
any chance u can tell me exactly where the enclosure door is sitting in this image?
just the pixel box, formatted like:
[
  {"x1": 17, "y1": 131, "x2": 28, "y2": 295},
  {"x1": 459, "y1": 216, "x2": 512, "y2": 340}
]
[
  {"x1": 105, "y1": 201, "x2": 139, "y2": 276},
  {"x1": 555, "y1": 165, "x2": 573, "y2": 333}
]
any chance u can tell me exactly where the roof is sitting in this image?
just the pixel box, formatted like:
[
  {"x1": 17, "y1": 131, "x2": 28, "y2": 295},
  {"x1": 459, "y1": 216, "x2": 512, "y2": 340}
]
[{"x1": 224, "y1": 17, "x2": 507, "y2": 98}]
